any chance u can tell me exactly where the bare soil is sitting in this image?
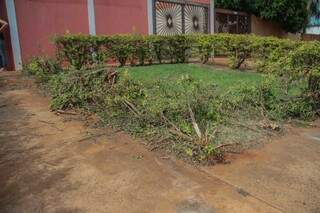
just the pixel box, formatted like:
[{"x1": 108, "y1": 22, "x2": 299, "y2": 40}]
[{"x1": 0, "y1": 71, "x2": 319, "y2": 213}]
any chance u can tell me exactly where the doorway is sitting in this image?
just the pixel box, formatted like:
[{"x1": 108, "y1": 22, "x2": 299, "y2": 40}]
[{"x1": 0, "y1": 32, "x2": 8, "y2": 70}]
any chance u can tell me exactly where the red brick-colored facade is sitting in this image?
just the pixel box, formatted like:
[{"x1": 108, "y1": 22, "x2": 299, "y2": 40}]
[
  {"x1": 3, "y1": 0, "x2": 211, "y2": 69},
  {"x1": 14, "y1": 0, "x2": 89, "y2": 64},
  {"x1": 95, "y1": 0, "x2": 149, "y2": 35}
]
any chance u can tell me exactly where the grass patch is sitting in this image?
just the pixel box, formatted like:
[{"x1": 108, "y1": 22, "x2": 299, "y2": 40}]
[{"x1": 119, "y1": 64, "x2": 264, "y2": 90}]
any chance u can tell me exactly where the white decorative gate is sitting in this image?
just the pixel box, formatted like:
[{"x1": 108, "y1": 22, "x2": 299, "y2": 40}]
[{"x1": 154, "y1": 0, "x2": 209, "y2": 35}]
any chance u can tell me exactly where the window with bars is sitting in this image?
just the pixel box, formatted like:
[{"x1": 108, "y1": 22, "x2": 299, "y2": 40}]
[{"x1": 215, "y1": 9, "x2": 251, "y2": 34}]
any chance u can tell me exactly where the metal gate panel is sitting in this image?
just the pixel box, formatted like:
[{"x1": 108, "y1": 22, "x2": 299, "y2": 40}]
[
  {"x1": 155, "y1": 1, "x2": 183, "y2": 35},
  {"x1": 184, "y1": 4, "x2": 209, "y2": 34},
  {"x1": 215, "y1": 9, "x2": 251, "y2": 34},
  {"x1": 238, "y1": 15, "x2": 250, "y2": 34},
  {"x1": 154, "y1": 0, "x2": 209, "y2": 35}
]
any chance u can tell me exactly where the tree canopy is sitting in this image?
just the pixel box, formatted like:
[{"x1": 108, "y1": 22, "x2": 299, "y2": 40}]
[{"x1": 215, "y1": 0, "x2": 310, "y2": 33}]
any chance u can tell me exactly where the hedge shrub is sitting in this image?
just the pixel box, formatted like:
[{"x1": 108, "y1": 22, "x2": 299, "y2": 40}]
[
  {"x1": 54, "y1": 33, "x2": 320, "y2": 110},
  {"x1": 267, "y1": 42, "x2": 320, "y2": 109},
  {"x1": 55, "y1": 33, "x2": 313, "y2": 71},
  {"x1": 24, "y1": 56, "x2": 62, "y2": 84},
  {"x1": 55, "y1": 35, "x2": 108, "y2": 70}
]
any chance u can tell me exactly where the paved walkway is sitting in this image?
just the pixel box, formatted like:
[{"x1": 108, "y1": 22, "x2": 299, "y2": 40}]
[
  {"x1": 0, "y1": 72, "x2": 319, "y2": 213},
  {"x1": 204, "y1": 123, "x2": 320, "y2": 213}
]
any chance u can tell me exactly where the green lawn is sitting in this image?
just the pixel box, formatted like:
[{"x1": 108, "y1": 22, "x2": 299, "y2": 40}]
[{"x1": 119, "y1": 64, "x2": 264, "y2": 89}]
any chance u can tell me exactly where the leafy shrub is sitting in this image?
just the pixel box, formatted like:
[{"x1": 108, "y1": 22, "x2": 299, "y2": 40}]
[
  {"x1": 253, "y1": 37, "x2": 297, "y2": 73},
  {"x1": 55, "y1": 34, "x2": 107, "y2": 70},
  {"x1": 147, "y1": 35, "x2": 167, "y2": 64},
  {"x1": 250, "y1": 36, "x2": 295, "y2": 72},
  {"x1": 130, "y1": 35, "x2": 152, "y2": 66},
  {"x1": 23, "y1": 57, "x2": 62, "y2": 83},
  {"x1": 263, "y1": 41, "x2": 320, "y2": 113},
  {"x1": 166, "y1": 35, "x2": 193, "y2": 63},
  {"x1": 288, "y1": 42, "x2": 320, "y2": 95},
  {"x1": 216, "y1": 34, "x2": 253, "y2": 69},
  {"x1": 194, "y1": 34, "x2": 214, "y2": 64},
  {"x1": 55, "y1": 34, "x2": 195, "y2": 67},
  {"x1": 54, "y1": 33, "x2": 315, "y2": 72},
  {"x1": 49, "y1": 68, "x2": 117, "y2": 110},
  {"x1": 107, "y1": 35, "x2": 136, "y2": 67}
]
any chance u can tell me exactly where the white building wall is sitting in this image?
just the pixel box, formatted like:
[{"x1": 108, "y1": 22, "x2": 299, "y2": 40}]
[{"x1": 306, "y1": 26, "x2": 320, "y2": 35}]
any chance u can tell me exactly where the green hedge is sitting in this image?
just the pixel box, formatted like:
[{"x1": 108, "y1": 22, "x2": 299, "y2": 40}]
[
  {"x1": 55, "y1": 34, "x2": 194, "y2": 69},
  {"x1": 54, "y1": 33, "x2": 301, "y2": 70},
  {"x1": 54, "y1": 33, "x2": 319, "y2": 103}
]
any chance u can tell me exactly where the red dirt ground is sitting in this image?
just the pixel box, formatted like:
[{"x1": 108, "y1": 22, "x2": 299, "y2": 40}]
[{"x1": 0, "y1": 71, "x2": 319, "y2": 213}]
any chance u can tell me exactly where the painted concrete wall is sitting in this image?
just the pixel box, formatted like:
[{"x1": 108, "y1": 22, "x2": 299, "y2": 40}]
[
  {"x1": 251, "y1": 15, "x2": 285, "y2": 38},
  {"x1": 0, "y1": 1, "x2": 14, "y2": 70},
  {"x1": 306, "y1": 2, "x2": 320, "y2": 35},
  {"x1": 14, "y1": 0, "x2": 89, "y2": 63},
  {"x1": 11, "y1": 0, "x2": 212, "y2": 66},
  {"x1": 306, "y1": 26, "x2": 320, "y2": 35},
  {"x1": 94, "y1": 0, "x2": 149, "y2": 35}
]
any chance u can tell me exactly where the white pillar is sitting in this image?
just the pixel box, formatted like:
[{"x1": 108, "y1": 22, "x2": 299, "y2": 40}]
[
  {"x1": 147, "y1": 0, "x2": 154, "y2": 35},
  {"x1": 210, "y1": 0, "x2": 215, "y2": 34},
  {"x1": 87, "y1": 0, "x2": 96, "y2": 35},
  {"x1": 5, "y1": 0, "x2": 22, "y2": 70}
]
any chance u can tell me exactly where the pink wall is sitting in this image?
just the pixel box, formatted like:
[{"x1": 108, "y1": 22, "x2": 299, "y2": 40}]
[
  {"x1": 14, "y1": 0, "x2": 89, "y2": 63},
  {"x1": 13, "y1": 0, "x2": 211, "y2": 64},
  {"x1": 94, "y1": 0, "x2": 149, "y2": 35}
]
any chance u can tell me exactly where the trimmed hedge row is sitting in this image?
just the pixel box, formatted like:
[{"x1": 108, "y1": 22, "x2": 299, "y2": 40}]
[
  {"x1": 54, "y1": 34, "x2": 298, "y2": 70},
  {"x1": 55, "y1": 34, "x2": 319, "y2": 101}
]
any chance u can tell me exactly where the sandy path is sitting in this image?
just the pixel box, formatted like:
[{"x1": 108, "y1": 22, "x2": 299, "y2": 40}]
[{"x1": 0, "y1": 71, "x2": 318, "y2": 213}]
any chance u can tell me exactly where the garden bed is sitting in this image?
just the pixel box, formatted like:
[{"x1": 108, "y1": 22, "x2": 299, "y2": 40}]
[{"x1": 24, "y1": 33, "x2": 320, "y2": 165}]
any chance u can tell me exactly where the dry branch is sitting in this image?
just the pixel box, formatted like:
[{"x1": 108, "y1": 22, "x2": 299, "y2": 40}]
[
  {"x1": 214, "y1": 142, "x2": 239, "y2": 150},
  {"x1": 188, "y1": 105, "x2": 202, "y2": 139},
  {"x1": 160, "y1": 113, "x2": 194, "y2": 141},
  {"x1": 56, "y1": 110, "x2": 78, "y2": 115},
  {"x1": 76, "y1": 133, "x2": 108, "y2": 143},
  {"x1": 161, "y1": 113, "x2": 180, "y2": 132},
  {"x1": 123, "y1": 100, "x2": 141, "y2": 116},
  {"x1": 169, "y1": 129, "x2": 193, "y2": 141}
]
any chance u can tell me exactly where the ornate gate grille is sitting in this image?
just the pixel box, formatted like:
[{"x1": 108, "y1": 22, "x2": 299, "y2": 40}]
[
  {"x1": 215, "y1": 9, "x2": 251, "y2": 34},
  {"x1": 154, "y1": 0, "x2": 209, "y2": 35}
]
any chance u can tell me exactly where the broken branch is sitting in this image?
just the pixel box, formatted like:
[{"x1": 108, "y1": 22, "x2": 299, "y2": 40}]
[
  {"x1": 56, "y1": 110, "x2": 78, "y2": 115},
  {"x1": 214, "y1": 142, "x2": 239, "y2": 150},
  {"x1": 188, "y1": 104, "x2": 202, "y2": 139}
]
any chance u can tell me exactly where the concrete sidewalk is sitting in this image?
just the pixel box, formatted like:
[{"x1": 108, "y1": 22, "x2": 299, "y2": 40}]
[{"x1": 204, "y1": 123, "x2": 320, "y2": 213}]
